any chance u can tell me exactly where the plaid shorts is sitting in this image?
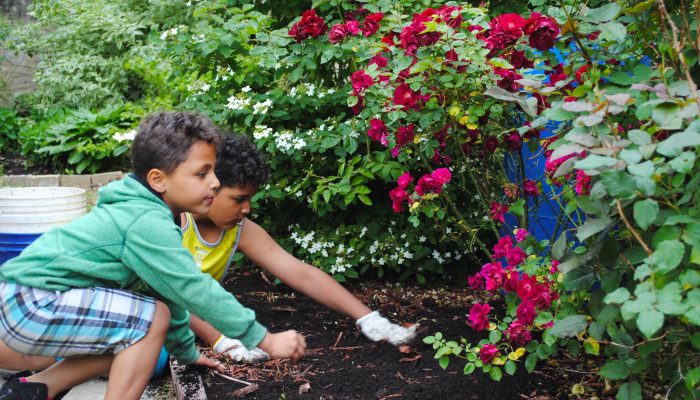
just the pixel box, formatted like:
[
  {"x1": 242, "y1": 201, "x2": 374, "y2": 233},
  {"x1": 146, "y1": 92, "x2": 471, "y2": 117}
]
[{"x1": 0, "y1": 281, "x2": 156, "y2": 358}]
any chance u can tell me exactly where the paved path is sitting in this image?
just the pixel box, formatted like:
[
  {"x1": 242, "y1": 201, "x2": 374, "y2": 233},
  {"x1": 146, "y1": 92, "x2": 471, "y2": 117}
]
[{"x1": 1, "y1": 369, "x2": 170, "y2": 399}]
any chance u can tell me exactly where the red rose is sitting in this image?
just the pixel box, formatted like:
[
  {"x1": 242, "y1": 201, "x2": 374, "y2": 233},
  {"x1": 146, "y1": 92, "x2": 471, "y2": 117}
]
[
  {"x1": 366, "y1": 118, "x2": 388, "y2": 144},
  {"x1": 345, "y1": 20, "x2": 361, "y2": 35},
  {"x1": 350, "y1": 69, "x2": 374, "y2": 94},
  {"x1": 288, "y1": 9, "x2": 327, "y2": 42},
  {"x1": 436, "y1": 5, "x2": 463, "y2": 28},
  {"x1": 495, "y1": 68, "x2": 522, "y2": 92},
  {"x1": 484, "y1": 135, "x2": 500, "y2": 153},
  {"x1": 510, "y1": 50, "x2": 533, "y2": 69},
  {"x1": 522, "y1": 179, "x2": 539, "y2": 196},
  {"x1": 524, "y1": 12, "x2": 560, "y2": 51},
  {"x1": 503, "y1": 131, "x2": 522, "y2": 151},
  {"x1": 362, "y1": 13, "x2": 383, "y2": 36},
  {"x1": 486, "y1": 13, "x2": 526, "y2": 50},
  {"x1": 329, "y1": 23, "x2": 348, "y2": 44},
  {"x1": 389, "y1": 187, "x2": 410, "y2": 213},
  {"x1": 479, "y1": 344, "x2": 500, "y2": 364},
  {"x1": 392, "y1": 83, "x2": 420, "y2": 110},
  {"x1": 369, "y1": 53, "x2": 388, "y2": 68}
]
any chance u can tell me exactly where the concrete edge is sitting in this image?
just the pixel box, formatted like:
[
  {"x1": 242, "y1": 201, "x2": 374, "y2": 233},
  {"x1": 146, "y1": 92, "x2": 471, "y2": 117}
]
[
  {"x1": 169, "y1": 358, "x2": 207, "y2": 400},
  {"x1": 0, "y1": 171, "x2": 124, "y2": 189}
]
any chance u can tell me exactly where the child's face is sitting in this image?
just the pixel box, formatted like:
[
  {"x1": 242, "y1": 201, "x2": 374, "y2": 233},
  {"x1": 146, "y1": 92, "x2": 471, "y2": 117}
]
[
  {"x1": 207, "y1": 184, "x2": 257, "y2": 230},
  {"x1": 160, "y1": 141, "x2": 220, "y2": 215}
]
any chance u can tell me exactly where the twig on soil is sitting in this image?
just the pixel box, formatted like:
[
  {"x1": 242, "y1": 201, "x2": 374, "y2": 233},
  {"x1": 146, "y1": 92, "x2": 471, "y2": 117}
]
[
  {"x1": 332, "y1": 332, "x2": 343, "y2": 348},
  {"x1": 378, "y1": 394, "x2": 402, "y2": 400},
  {"x1": 213, "y1": 371, "x2": 255, "y2": 386},
  {"x1": 270, "y1": 306, "x2": 298, "y2": 312},
  {"x1": 330, "y1": 345, "x2": 364, "y2": 351},
  {"x1": 232, "y1": 384, "x2": 259, "y2": 398}
]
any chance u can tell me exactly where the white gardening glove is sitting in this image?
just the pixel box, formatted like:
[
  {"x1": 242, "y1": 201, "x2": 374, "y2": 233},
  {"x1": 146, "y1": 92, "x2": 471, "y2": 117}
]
[
  {"x1": 212, "y1": 335, "x2": 270, "y2": 363},
  {"x1": 356, "y1": 311, "x2": 418, "y2": 346}
]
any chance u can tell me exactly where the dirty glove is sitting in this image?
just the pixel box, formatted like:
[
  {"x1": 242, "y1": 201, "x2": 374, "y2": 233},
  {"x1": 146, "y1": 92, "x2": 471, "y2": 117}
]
[
  {"x1": 212, "y1": 335, "x2": 270, "y2": 363},
  {"x1": 356, "y1": 311, "x2": 417, "y2": 346}
]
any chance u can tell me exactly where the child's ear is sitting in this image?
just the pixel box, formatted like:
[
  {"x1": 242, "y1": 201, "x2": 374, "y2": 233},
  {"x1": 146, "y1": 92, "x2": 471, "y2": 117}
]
[{"x1": 146, "y1": 168, "x2": 168, "y2": 194}]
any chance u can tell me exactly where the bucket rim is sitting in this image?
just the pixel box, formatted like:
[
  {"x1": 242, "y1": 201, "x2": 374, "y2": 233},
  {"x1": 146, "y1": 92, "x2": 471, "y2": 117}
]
[{"x1": 0, "y1": 187, "x2": 86, "y2": 200}]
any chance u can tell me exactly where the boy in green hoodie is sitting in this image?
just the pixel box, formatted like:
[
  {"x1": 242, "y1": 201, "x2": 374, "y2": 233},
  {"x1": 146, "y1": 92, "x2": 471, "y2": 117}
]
[{"x1": 0, "y1": 111, "x2": 305, "y2": 400}]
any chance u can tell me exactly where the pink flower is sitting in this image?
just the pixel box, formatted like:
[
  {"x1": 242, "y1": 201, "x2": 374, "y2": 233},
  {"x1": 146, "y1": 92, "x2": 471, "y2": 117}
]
[
  {"x1": 489, "y1": 201, "x2": 508, "y2": 223},
  {"x1": 397, "y1": 172, "x2": 413, "y2": 189},
  {"x1": 345, "y1": 20, "x2": 361, "y2": 35},
  {"x1": 468, "y1": 302, "x2": 492, "y2": 331},
  {"x1": 396, "y1": 124, "x2": 415, "y2": 146},
  {"x1": 362, "y1": 13, "x2": 384, "y2": 36},
  {"x1": 524, "y1": 12, "x2": 560, "y2": 51},
  {"x1": 492, "y1": 235, "x2": 513, "y2": 258},
  {"x1": 480, "y1": 261, "x2": 505, "y2": 291},
  {"x1": 436, "y1": 5, "x2": 463, "y2": 28},
  {"x1": 495, "y1": 68, "x2": 522, "y2": 92},
  {"x1": 288, "y1": 9, "x2": 328, "y2": 42},
  {"x1": 515, "y1": 228, "x2": 529, "y2": 242},
  {"x1": 393, "y1": 83, "x2": 420, "y2": 110},
  {"x1": 533, "y1": 284, "x2": 559, "y2": 310},
  {"x1": 507, "y1": 321, "x2": 532, "y2": 346},
  {"x1": 485, "y1": 13, "x2": 526, "y2": 50},
  {"x1": 350, "y1": 69, "x2": 374, "y2": 94},
  {"x1": 575, "y1": 170, "x2": 591, "y2": 195},
  {"x1": 522, "y1": 179, "x2": 539, "y2": 196},
  {"x1": 479, "y1": 344, "x2": 500, "y2": 364},
  {"x1": 503, "y1": 270, "x2": 519, "y2": 292},
  {"x1": 516, "y1": 300, "x2": 537, "y2": 325},
  {"x1": 550, "y1": 259, "x2": 560, "y2": 274},
  {"x1": 506, "y1": 247, "x2": 527, "y2": 267},
  {"x1": 366, "y1": 118, "x2": 388, "y2": 144},
  {"x1": 389, "y1": 187, "x2": 410, "y2": 213},
  {"x1": 468, "y1": 274, "x2": 483, "y2": 290},
  {"x1": 516, "y1": 273, "x2": 538, "y2": 300},
  {"x1": 431, "y1": 168, "x2": 451, "y2": 186},
  {"x1": 329, "y1": 23, "x2": 349, "y2": 44}
]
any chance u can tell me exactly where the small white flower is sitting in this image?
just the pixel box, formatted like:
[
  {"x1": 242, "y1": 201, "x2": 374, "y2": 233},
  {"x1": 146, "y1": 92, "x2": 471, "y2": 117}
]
[
  {"x1": 114, "y1": 129, "x2": 136, "y2": 142},
  {"x1": 241, "y1": 86, "x2": 252, "y2": 93}
]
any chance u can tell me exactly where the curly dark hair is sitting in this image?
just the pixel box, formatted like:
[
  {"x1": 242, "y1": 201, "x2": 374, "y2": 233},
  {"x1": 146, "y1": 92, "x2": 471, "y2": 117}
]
[
  {"x1": 215, "y1": 133, "x2": 270, "y2": 189},
  {"x1": 132, "y1": 111, "x2": 222, "y2": 179}
]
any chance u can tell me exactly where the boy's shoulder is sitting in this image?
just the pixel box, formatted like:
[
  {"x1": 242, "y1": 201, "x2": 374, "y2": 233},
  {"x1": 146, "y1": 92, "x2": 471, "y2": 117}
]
[{"x1": 93, "y1": 175, "x2": 175, "y2": 228}]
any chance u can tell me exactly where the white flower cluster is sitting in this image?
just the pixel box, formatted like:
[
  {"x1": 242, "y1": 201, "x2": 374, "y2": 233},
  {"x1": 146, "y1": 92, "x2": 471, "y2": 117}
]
[
  {"x1": 288, "y1": 83, "x2": 335, "y2": 99},
  {"x1": 253, "y1": 125, "x2": 273, "y2": 141},
  {"x1": 160, "y1": 27, "x2": 179, "y2": 40},
  {"x1": 215, "y1": 66, "x2": 234, "y2": 82},
  {"x1": 114, "y1": 129, "x2": 136, "y2": 142},
  {"x1": 252, "y1": 99, "x2": 273, "y2": 115},
  {"x1": 188, "y1": 81, "x2": 210, "y2": 95},
  {"x1": 275, "y1": 131, "x2": 306, "y2": 152},
  {"x1": 330, "y1": 256, "x2": 352, "y2": 274},
  {"x1": 227, "y1": 94, "x2": 251, "y2": 111}
]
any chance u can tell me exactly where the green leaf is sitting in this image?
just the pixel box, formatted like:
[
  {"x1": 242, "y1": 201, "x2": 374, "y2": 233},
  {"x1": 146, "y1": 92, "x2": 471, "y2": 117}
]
[
  {"x1": 525, "y1": 353, "x2": 537, "y2": 373},
  {"x1": 600, "y1": 171, "x2": 636, "y2": 198},
  {"x1": 657, "y1": 282, "x2": 686, "y2": 315},
  {"x1": 599, "y1": 21, "x2": 627, "y2": 43},
  {"x1": 649, "y1": 239, "x2": 685, "y2": 274},
  {"x1": 633, "y1": 199, "x2": 659, "y2": 231},
  {"x1": 628, "y1": 161, "x2": 654, "y2": 177},
  {"x1": 616, "y1": 381, "x2": 642, "y2": 400},
  {"x1": 489, "y1": 329, "x2": 502, "y2": 343},
  {"x1": 552, "y1": 232, "x2": 567, "y2": 260},
  {"x1": 438, "y1": 355, "x2": 449, "y2": 369},
  {"x1": 604, "y1": 288, "x2": 631, "y2": 304},
  {"x1": 463, "y1": 362, "x2": 476, "y2": 374},
  {"x1": 489, "y1": 366, "x2": 503, "y2": 381},
  {"x1": 508, "y1": 198, "x2": 525, "y2": 218},
  {"x1": 628, "y1": 130, "x2": 651, "y2": 145},
  {"x1": 636, "y1": 309, "x2": 664, "y2": 338},
  {"x1": 686, "y1": 368, "x2": 700, "y2": 391},
  {"x1": 691, "y1": 333, "x2": 700, "y2": 351},
  {"x1": 576, "y1": 216, "x2": 612, "y2": 242},
  {"x1": 657, "y1": 129, "x2": 700, "y2": 157},
  {"x1": 599, "y1": 360, "x2": 631, "y2": 380},
  {"x1": 563, "y1": 264, "x2": 595, "y2": 290},
  {"x1": 504, "y1": 360, "x2": 517, "y2": 376},
  {"x1": 652, "y1": 101, "x2": 682, "y2": 130},
  {"x1": 347, "y1": 96, "x2": 358, "y2": 107},
  {"x1": 585, "y1": 3, "x2": 621, "y2": 21},
  {"x1": 669, "y1": 151, "x2": 695, "y2": 174},
  {"x1": 574, "y1": 155, "x2": 618, "y2": 171},
  {"x1": 548, "y1": 315, "x2": 587, "y2": 338}
]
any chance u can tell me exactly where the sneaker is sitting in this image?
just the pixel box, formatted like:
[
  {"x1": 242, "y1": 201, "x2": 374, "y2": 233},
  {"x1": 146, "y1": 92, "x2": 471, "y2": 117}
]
[{"x1": 0, "y1": 377, "x2": 48, "y2": 400}]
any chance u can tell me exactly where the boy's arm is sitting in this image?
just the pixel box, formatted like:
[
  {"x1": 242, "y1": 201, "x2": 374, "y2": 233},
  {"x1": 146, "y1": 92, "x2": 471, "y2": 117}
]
[
  {"x1": 238, "y1": 219, "x2": 371, "y2": 319},
  {"x1": 122, "y1": 212, "x2": 268, "y2": 354}
]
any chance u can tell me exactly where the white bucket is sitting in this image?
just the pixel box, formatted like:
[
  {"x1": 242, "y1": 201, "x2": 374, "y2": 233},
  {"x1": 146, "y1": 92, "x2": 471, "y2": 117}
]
[{"x1": 0, "y1": 187, "x2": 87, "y2": 233}]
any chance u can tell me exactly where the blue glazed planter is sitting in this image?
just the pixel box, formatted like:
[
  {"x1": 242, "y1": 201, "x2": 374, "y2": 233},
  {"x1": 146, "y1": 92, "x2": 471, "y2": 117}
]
[{"x1": 0, "y1": 233, "x2": 42, "y2": 264}]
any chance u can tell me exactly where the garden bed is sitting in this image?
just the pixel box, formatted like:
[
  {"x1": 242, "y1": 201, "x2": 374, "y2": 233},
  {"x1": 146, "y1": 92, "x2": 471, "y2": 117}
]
[{"x1": 199, "y1": 272, "x2": 601, "y2": 400}]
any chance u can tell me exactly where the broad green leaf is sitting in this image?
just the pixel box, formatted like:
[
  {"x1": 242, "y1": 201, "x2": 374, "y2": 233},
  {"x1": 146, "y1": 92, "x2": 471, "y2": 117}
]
[
  {"x1": 649, "y1": 239, "x2": 685, "y2": 274},
  {"x1": 600, "y1": 171, "x2": 636, "y2": 198},
  {"x1": 548, "y1": 315, "x2": 587, "y2": 338},
  {"x1": 604, "y1": 288, "x2": 630, "y2": 304},
  {"x1": 552, "y1": 232, "x2": 567, "y2": 260},
  {"x1": 525, "y1": 353, "x2": 537, "y2": 372},
  {"x1": 575, "y1": 155, "x2": 618, "y2": 171},
  {"x1": 633, "y1": 199, "x2": 659, "y2": 230},
  {"x1": 619, "y1": 149, "x2": 642, "y2": 165},
  {"x1": 657, "y1": 130, "x2": 700, "y2": 157},
  {"x1": 628, "y1": 161, "x2": 654, "y2": 177},
  {"x1": 463, "y1": 362, "x2": 476, "y2": 374},
  {"x1": 489, "y1": 366, "x2": 502, "y2": 381},
  {"x1": 585, "y1": 3, "x2": 621, "y2": 21},
  {"x1": 652, "y1": 101, "x2": 682, "y2": 130},
  {"x1": 691, "y1": 333, "x2": 700, "y2": 351},
  {"x1": 628, "y1": 130, "x2": 651, "y2": 145},
  {"x1": 600, "y1": 360, "x2": 631, "y2": 379},
  {"x1": 504, "y1": 360, "x2": 517, "y2": 376},
  {"x1": 686, "y1": 368, "x2": 700, "y2": 391},
  {"x1": 576, "y1": 216, "x2": 612, "y2": 242},
  {"x1": 636, "y1": 309, "x2": 664, "y2": 338},
  {"x1": 616, "y1": 381, "x2": 642, "y2": 400},
  {"x1": 657, "y1": 282, "x2": 686, "y2": 315},
  {"x1": 599, "y1": 21, "x2": 627, "y2": 43},
  {"x1": 669, "y1": 151, "x2": 695, "y2": 174},
  {"x1": 438, "y1": 355, "x2": 449, "y2": 369},
  {"x1": 563, "y1": 264, "x2": 595, "y2": 290}
]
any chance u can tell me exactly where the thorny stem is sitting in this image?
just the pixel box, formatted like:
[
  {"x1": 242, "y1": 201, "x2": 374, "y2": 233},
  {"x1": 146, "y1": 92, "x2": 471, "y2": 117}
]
[
  {"x1": 616, "y1": 199, "x2": 653, "y2": 257},
  {"x1": 560, "y1": 0, "x2": 593, "y2": 65}
]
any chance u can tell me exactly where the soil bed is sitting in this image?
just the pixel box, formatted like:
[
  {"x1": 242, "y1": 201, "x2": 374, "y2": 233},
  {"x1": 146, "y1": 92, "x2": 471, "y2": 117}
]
[{"x1": 202, "y1": 272, "x2": 601, "y2": 400}]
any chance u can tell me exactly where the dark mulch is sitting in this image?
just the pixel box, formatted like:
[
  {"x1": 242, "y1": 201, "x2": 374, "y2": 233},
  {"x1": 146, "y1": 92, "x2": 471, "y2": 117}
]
[
  {"x1": 201, "y1": 272, "x2": 606, "y2": 400},
  {"x1": 0, "y1": 151, "x2": 53, "y2": 175}
]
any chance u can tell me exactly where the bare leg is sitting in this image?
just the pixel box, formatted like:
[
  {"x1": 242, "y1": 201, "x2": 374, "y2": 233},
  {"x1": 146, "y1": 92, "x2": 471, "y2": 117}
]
[
  {"x1": 25, "y1": 355, "x2": 112, "y2": 397},
  {"x1": 0, "y1": 340, "x2": 56, "y2": 371},
  {"x1": 104, "y1": 300, "x2": 170, "y2": 400}
]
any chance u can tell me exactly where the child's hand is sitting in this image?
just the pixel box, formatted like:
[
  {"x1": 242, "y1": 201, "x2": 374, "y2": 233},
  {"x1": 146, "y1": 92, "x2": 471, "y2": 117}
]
[
  {"x1": 356, "y1": 311, "x2": 418, "y2": 346},
  {"x1": 193, "y1": 354, "x2": 227, "y2": 373},
  {"x1": 257, "y1": 330, "x2": 306, "y2": 361},
  {"x1": 213, "y1": 335, "x2": 270, "y2": 362}
]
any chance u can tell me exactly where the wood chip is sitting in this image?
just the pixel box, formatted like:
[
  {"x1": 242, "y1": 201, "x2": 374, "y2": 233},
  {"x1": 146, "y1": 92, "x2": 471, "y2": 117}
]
[
  {"x1": 298, "y1": 382, "x2": 311, "y2": 394},
  {"x1": 233, "y1": 383, "x2": 259, "y2": 398}
]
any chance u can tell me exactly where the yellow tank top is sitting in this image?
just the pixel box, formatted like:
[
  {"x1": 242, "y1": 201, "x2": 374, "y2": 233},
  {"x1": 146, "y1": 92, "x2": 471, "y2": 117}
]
[{"x1": 181, "y1": 213, "x2": 242, "y2": 282}]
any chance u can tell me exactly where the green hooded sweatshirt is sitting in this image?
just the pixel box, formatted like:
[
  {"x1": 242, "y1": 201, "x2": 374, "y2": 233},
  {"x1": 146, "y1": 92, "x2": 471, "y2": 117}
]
[{"x1": 0, "y1": 175, "x2": 267, "y2": 364}]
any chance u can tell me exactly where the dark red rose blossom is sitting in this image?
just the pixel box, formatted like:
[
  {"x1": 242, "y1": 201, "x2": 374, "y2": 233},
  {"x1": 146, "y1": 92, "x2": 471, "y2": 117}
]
[
  {"x1": 575, "y1": 64, "x2": 589, "y2": 82},
  {"x1": 367, "y1": 118, "x2": 388, "y2": 144},
  {"x1": 369, "y1": 53, "x2": 388, "y2": 68},
  {"x1": 524, "y1": 12, "x2": 560, "y2": 51},
  {"x1": 362, "y1": 13, "x2": 384, "y2": 36},
  {"x1": 495, "y1": 68, "x2": 522, "y2": 92},
  {"x1": 393, "y1": 83, "x2": 420, "y2": 110},
  {"x1": 329, "y1": 23, "x2": 348, "y2": 44},
  {"x1": 436, "y1": 5, "x2": 463, "y2": 28},
  {"x1": 524, "y1": 129, "x2": 540, "y2": 140},
  {"x1": 381, "y1": 33, "x2": 397, "y2": 47},
  {"x1": 345, "y1": 20, "x2": 361, "y2": 35},
  {"x1": 522, "y1": 179, "x2": 539, "y2": 196},
  {"x1": 486, "y1": 13, "x2": 526, "y2": 50},
  {"x1": 510, "y1": 50, "x2": 533, "y2": 69},
  {"x1": 484, "y1": 135, "x2": 499, "y2": 153},
  {"x1": 503, "y1": 131, "x2": 522, "y2": 151},
  {"x1": 350, "y1": 69, "x2": 374, "y2": 94},
  {"x1": 288, "y1": 9, "x2": 328, "y2": 42}
]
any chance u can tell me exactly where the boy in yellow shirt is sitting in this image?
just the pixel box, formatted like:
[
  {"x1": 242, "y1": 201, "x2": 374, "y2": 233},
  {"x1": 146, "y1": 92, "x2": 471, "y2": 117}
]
[{"x1": 182, "y1": 133, "x2": 417, "y2": 362}]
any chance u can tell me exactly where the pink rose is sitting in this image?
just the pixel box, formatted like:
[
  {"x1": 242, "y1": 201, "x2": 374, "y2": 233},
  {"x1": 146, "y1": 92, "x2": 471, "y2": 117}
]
[
  {"x1": 468, "y1": 302, "x2": 492, "y2": 331},
  {"x1": 506, "y1": 246, "x2": 527, "y2": 267},
  {"x1": 507, "y1": 321, "x2": 532, "y2": 346},
  {"x1": 522, "y1": 179, "x2": 539, "y2": 196},
  {"x1": 468, "y1": 274, "x2": 483, "y2": 290},
  {"x1": 431, "y1": 168, "x2": 451, "y2": 186},
  {"x1": 479, "y1": 344, "x2": 500, "y2": 364},
  {"x1": 524, "y1": 12, "x2": 560, "y2": 51},
  {"x1": 389, "y1": 187, "x2": 410, "y2": 213},
  {"x1": 515, "y1": 228, "x2": 529, "y2": 242},
  {"x1": 329, "y1": 23, "x2": 348, "y2": 44},
  {"x1": 489, "y1": 201, "x2": 508, "y2": 223},
  {"x1": 350, "y1": 69, "x2": 373, "y2": 94},
  {"x1": 516, "y1": 300, "x2": 537, "y2": 325},
  {"x1": 393, "y1": 83, "x2": 420, "y2": 110},
  {"x1": 362, "y1": 13, "x2": 383, "y2": 36},
  {"x1": 575, "y1": 170, "x2": 591, "y2": 195},
  {"x1": 366, "y1": 118, "x2": 387, "y2": 143},
  {"x1": 345, "y1": 20, "x2": 361, "y2": 35},
  {"x1": 397, "y1": 172, "x2": 413, "y2": 189}
]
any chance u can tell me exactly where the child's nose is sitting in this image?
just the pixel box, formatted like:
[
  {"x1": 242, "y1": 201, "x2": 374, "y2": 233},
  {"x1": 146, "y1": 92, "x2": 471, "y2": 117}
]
[{"x1": 209, "y1": 173, "x2": 220, "y2": 191}]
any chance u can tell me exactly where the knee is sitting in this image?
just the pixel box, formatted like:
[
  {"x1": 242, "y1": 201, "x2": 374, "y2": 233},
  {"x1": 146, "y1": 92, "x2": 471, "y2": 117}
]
[{"x1": 150, "y1": 301, "x2": 171, "y2": 337}]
